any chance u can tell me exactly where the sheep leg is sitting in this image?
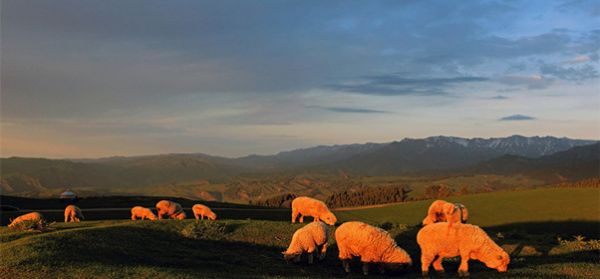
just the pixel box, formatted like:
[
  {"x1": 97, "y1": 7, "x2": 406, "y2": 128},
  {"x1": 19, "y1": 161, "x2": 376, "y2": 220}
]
[
  {"x1": 341, "y1": 260, "x2": 351, "y2": 273},
  {"x1": 194, "y1": 213, "x2": 199, "y2": 220},
  {"x1": 131, "y1": 215, "x2": 136, "y2": 220},
  {"x1": 308, "y1": 252, "x2": 314, "y2": 265},
  {"x1": 291, "y1": 209, "x2": 299, "y2": 223},
  {"x1": 201, "y1": 215, "x2": 205, "y2": 220},
  {"x1": 318, "y1": 243, "x2": 327, "y2": 260},
  {"x1": 64, "y1": 215, "x2": 69, "y2": 223},
  {"x1": 458, "y1": 252, "x2": 470, "y2": 277},
  {"x1": 432, "y1": 256, "x2": 445, "y2": 274},
  {"x1": 362, "y1": 262, "x2": 370, "y2": 275},
  {"x1": 421, "y1": 254, "x2": 434, "y2": 277}
]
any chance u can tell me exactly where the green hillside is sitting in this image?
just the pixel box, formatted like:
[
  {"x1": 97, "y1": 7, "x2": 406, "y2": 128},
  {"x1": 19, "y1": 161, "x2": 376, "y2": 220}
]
[
  {"x1": 335, "y1": 188, "x2": 600, "y2": 227},
  {"x1": 1, "y1": 187, "x2": 599, "y2": 278}
]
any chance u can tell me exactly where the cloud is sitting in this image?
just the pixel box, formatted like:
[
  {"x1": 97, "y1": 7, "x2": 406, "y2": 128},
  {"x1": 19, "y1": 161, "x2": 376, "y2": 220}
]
[
  {"x1": 540, "y1": 63, "x2": 599, "y2": 81},
  {"x1": 496, "y1": 75, "x2": 554, "y2": 89},
  {"x1": 491, "y1": 95, "x2": 509, "y2": 100},
  {"x1": 499, "y1": 114, "x2": 536, "y2": 121},
  {"x1": 563, "y1": 55, "x2": 592, "y2": 64},
  {"x1": 319, "y1": 106, "x2": 390, "y2": 114},
  {"x1": 328, "y1": 75, "x2": 489, "y2": 96}
]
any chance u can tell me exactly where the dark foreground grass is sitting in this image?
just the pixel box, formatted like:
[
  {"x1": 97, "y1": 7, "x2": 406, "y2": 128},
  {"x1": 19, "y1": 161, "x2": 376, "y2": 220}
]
[
  {"x1": 1, "y1": 188, "x2": 599, "y2": 278},
  {"x1": 1, "y1": 219, "x2": 599, "y2": 279}
]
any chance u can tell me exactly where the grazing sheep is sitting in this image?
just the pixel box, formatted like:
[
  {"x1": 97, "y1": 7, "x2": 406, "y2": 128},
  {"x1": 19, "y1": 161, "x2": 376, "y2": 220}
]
[
  {"x1": 155, "y1": 200, "x2": 186, "y2": 220},
  {"x1": 335, "y1": 221, "x2": 412, "y2": 275},
  {"x1": 171, "y1": 211, "x2": 186, "y2": 220},
  {"x1": 417, "y1": 222, "x2": 510, "y2": 277},
  {"x1": 192, "y1": 204, "x2": 217, "y2": 220},
  {"x1": 291, "y1": 196, "x2": 337, "y2": 225},
  {"x1": 8, "y1": 212, "x2": 44, "y2": 229},
  {"x1": 64, "y1": 205, "x2": 84, "y2": 223},
  {"x1": 282, "y1": 221, "x2": 328, "y2": 264},
  {"x1": 422, "y1": 200, "x2": 469, "y2": 227},
  {"x1": 131, "y1": 206, "x2": 157, "y2": 220}
]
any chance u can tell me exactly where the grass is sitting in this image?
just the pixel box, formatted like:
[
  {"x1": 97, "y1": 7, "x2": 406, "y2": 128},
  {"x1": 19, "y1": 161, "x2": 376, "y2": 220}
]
[
  {"x1": 335, "y1": 188, "x2": 600, "y2": 228},
  {"x1": 1, "y1": 187, "x2": 599, "y2": 278}
]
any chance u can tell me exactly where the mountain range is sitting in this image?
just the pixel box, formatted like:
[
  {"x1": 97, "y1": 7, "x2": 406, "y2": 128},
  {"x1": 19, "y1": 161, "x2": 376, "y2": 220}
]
[{"x1": 1, "y1": 135, "x2": 598, "y2": 200}]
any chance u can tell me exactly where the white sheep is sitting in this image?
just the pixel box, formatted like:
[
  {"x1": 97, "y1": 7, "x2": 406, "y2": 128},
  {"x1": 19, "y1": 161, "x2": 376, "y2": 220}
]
[
  {"x1": 64, "y1": 205, "x2": 84, "y2": 223},
  {"x1": 422, "y1": 200, "x2": 469, "y2": 227},
  {"x1": 282, "y1": 221, "x2": 328, "y2": 264},
  {"x1": 417, "y1": 222, "x2": 510, "y2": 277},
  {"x1": 335, "y1": 221, "x2": 412, "y2": 275},
  {"x1": 291, "y1": 196, "x2": 337, "y2": 225}
]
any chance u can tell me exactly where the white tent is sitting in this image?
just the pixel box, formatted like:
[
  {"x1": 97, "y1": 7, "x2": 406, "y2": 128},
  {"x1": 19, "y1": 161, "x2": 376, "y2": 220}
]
[{"x1": 60, "y1": 190, "x2": 77, "y2": 199}]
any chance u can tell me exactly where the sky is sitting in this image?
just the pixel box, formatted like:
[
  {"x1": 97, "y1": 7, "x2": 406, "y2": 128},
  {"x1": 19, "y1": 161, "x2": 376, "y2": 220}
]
[{"x1": 1, "y1": 0, "x2": 599, "y2": 158}]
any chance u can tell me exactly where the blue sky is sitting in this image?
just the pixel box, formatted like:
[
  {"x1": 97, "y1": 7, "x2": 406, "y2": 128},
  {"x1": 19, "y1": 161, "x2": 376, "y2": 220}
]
[{"x1": 1, "y1": 0, "x2": 599, "y2": 158}]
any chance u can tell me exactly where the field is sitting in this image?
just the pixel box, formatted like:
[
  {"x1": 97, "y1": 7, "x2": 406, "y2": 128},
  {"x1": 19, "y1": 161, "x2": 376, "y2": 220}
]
[{"x1": 1, "y1": 188, "x2": 599, "y2": 278}]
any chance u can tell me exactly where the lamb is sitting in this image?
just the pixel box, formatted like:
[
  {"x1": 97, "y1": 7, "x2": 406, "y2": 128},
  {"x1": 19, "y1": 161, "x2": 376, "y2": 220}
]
[
  {"x1": 155, "y1": 200, "x2": 186, "y2": 220},
  {"x1": 291, "y1": 196, "x2": 337, "y2": 225},
  {"x1": 131, "y1": 206, "x2": 157, "y2": 220},
  {"x1": 335, "y1": 221, "x2": 412, "y2": 275},
  {"x1": 64, "y1": 205, "x2": 84, "y2": 222},
  {"x1": 8, "y1": 212, "x2": 44, "y2": 229},
  {"x1": 282, "y1": 221, "x2": 328, "y2": 264},
  {"x1": 417, "y1": 222, "x2": 510, "y2": 277},
  {"x1": 422, "y1": 200, "x2": 469, "y2": 227},
  {"x1": 192, "y1": 204, "x2": 217, "y2": 220}
]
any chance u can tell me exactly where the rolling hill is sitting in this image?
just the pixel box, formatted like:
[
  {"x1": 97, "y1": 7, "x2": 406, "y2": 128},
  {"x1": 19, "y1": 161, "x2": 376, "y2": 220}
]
[
  {"x1": 1, "y1": 187, "x2": 599, "y2": 278},
  {"x1": 1, "y1": 135, "x2": 597, "y2": 200}
]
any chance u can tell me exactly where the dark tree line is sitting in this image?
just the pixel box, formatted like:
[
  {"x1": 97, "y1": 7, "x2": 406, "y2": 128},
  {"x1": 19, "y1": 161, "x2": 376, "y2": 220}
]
[
  {"x1": 325, "y1": 185, "x2": 412, "y2": 208},
  {"x1": 250, "y1": 193, "x2": 297, "y2": 208}
]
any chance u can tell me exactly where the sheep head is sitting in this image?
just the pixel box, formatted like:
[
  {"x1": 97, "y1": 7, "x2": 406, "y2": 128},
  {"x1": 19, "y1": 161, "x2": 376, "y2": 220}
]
[
  {"x1": 208, "y1": 212, "x2": 217, "y2": 221},
  {"x1": 475, "y1": 247, "x2": 510, "y2": 272},
  {"x1": 321, "y1": 212, "x2": 337, "y2": 225},
  {"x1": 282, "y1": 251, "x2": 301, "y2": 263}
]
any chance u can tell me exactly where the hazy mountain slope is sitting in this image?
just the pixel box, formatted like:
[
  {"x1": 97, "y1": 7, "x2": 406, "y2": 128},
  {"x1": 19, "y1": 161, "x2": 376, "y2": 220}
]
[
  {"x1": 0, "y1": 155, "x2": 245, "y2": 195},
  {"x1": 315, "y1": 136, "x2": 597, "y2": 175},
  {"x1": 471, "y1": 143, "x2": 600, "y2": 181},
  {"x1": 1, "y1": 136, "x2": 597, "y2": 198},
  {"x1": 230, "y1": 142, "x2": 387, "y2": 169}
]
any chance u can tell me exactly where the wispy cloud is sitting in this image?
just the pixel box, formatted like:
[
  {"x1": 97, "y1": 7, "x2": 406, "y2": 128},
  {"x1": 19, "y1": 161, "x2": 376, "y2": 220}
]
[
  {"x1": 491, "y1": 95, "x2": 509, "y2": 100},
  {"x1": 540, "y1": 63, "x2": 599, "y2": 81},
  {"x1": 563, "y1": 55, "x2": 592, "y2": 64},
  {"x1": 319, "y1": 106, "x2": 390, "y2": 114},
  {"x1": 496, "y1": 75, "x2": 553, "y2": 90},
  {"x1": 328, "y1": 76, "x2": 489, "y2": 96},
  {"x1": 499, "y1": 114, "x2": 536, "y2": 121}
]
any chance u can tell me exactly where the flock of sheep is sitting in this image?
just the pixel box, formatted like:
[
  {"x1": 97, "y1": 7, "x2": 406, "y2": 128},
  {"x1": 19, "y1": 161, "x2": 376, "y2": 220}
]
[{"x1": 6, "y1": 196, "x2": 510, "y2": 276}]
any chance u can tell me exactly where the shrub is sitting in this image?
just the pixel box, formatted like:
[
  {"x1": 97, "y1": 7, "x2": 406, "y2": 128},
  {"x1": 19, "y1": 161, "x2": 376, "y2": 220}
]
[{"x1": 180, "y1": 221, "x2": 228, "y2": 240}]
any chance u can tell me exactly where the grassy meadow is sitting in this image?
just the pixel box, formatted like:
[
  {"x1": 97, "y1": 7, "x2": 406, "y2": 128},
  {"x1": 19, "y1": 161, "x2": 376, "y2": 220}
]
[{"x1": 1, "y1": 187, "x2": 599, "y2": 278}]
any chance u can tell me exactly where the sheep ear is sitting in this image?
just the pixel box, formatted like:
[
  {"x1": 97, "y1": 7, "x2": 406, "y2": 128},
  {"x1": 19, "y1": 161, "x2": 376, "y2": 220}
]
[
  {"x1": 281, "y1": 252, "x2": 287, "y2": 255},
  {"x1": 9, "y1": 218, "x2": 13, "y2": 223}
]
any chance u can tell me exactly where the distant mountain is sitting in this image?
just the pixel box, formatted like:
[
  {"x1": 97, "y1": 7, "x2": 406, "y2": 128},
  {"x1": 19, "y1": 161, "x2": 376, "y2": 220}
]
[
  {"x1": 231, "y1": 142, "x2": 386, "y2": 169},
  {"x1": 471, "y1": 142, "x2": 600, "y2": 180},
  {"x1": 1, "y1": 135, "x2": 597, "y2": 199},
  {"x1": 310, "y1": 135, "x2": 597, "y2": 175}
]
